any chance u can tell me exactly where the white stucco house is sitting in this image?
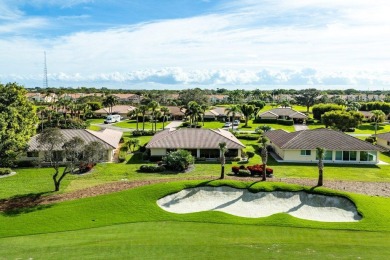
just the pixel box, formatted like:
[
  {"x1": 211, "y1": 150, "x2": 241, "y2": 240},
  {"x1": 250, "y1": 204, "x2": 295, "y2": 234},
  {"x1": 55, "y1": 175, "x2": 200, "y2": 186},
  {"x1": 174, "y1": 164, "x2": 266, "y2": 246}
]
[
  {"x1": 20, "y1": 129, "x2": 123, "y2": 163},
  {"x1": 264, "y1": 128, "x2": 382, "y2": 164},
  {"x1": 376, "y1": 132, "x2": 390, "y2": 152},
  {"x1": 146, "y1": 128, "x2": 245, "y2": 159}
]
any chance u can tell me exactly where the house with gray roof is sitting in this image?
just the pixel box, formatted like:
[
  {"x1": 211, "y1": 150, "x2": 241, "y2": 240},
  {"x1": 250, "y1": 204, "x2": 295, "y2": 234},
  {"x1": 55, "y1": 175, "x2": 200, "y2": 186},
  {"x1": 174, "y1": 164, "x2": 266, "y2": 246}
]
[
  {"x1": 257, "y1": 107, "x2": 307, "y2": 123},
  {"x1": 146, "y1": 128, "x2": 245, "y2": 159},
  {"x1": 94, "y1": 105, "x2": 136, "y2": 118},
  {"x1": 264, "y1": 128, "x2": 382, "y2": 164},
  {"x1": 20, "y1": 129, "x2": 122, "y2": 163},
  {"x1": 376, "y1": 132, "x2": 390, "y2": 151}
]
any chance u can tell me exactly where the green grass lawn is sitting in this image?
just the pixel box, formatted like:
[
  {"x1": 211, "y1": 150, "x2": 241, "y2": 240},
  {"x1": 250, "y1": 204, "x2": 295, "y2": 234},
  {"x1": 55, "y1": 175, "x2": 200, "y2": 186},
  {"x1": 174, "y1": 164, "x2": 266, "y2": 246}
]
[
  {"x1": 0, "y1": 181, "x2": 389, "y2": 258},
  {"x1": 113, "y1": 119, "x2": 171, "y2": 130},
  {"x1": 354, "y1": 122, "x2": 390, "y2": 134}
]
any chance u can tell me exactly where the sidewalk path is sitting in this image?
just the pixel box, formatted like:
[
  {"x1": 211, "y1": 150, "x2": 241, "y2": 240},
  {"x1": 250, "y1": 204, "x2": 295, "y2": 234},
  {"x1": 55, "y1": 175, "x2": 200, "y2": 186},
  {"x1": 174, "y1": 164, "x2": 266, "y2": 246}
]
[{"x1": 165, "y1": 120, "x2": 183, "y2": 129}]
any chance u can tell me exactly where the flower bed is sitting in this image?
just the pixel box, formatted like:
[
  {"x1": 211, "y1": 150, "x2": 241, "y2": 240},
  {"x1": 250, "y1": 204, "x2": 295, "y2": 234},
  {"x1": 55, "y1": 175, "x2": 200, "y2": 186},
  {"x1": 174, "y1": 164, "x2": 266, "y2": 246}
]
[{"x1": 232, "y1": 164, "x2": 273, "y2": 177}]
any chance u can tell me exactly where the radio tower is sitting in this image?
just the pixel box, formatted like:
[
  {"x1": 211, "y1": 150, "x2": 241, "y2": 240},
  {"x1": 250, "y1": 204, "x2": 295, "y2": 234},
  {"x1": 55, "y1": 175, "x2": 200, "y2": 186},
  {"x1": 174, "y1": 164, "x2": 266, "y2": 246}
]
[{"x1": 43, "y1": 51, "x2": 48, "y2": 88}]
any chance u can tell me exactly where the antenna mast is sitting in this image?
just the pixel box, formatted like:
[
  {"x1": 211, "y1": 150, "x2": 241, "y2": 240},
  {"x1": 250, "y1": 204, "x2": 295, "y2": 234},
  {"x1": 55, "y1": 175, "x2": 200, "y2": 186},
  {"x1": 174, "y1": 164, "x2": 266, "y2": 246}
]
[{"x1": 43, "y1": 51, "x2": 48, "y2": 89}]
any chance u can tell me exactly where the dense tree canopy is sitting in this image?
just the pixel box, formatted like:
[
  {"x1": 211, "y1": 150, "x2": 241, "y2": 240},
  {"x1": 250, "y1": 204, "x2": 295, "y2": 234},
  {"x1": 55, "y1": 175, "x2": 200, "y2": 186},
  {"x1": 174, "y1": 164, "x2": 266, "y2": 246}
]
[
  {"x1": 322, "y1": 110, "x2": 363, "y2": 132},
  {"x1": 295, "y1": 88, "x2": 321, "y2": 113},
  {"x1": 0, "y1": 83, "x2": 38, "y2": 167},
  {"x1": 178, "y1": 88, "x2": 209, "y2": 106}
]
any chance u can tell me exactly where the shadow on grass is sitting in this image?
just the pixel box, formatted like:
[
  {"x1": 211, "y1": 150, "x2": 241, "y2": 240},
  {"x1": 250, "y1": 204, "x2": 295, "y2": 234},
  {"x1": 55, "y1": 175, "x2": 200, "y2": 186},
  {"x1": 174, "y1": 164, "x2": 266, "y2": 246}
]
[
  {"x1": 357, "y1": 124, "x2": 384, "y2": 131},
  {"x1": 0, "y1": 191, "x2": 53, "y2": 217},
  {"x1": 126, "y1": 153, "x2": 144, "y2": 164}
]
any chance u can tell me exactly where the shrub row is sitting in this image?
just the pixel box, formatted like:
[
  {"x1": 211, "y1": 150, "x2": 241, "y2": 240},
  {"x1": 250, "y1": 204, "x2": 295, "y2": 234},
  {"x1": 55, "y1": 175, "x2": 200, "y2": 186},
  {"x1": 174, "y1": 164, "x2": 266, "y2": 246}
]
[
  {"x1": 0, "y1": 168, "x2": 12, "y2": 175},
  {"x1": 132, "y1": 130, "x2": 155, "y2": 136},
  {"x1": 232, "y1": 164, "x2": 273, "y2": 177},
  {"x1": 235, "y1": 134, "x2": 259, "y2": 140},
  {"x1": 253, "y1": 118, "x2": 294, "y2": 126},
  {"x1": 139, "y1": 165, "x2": 166, "y2": 173}
]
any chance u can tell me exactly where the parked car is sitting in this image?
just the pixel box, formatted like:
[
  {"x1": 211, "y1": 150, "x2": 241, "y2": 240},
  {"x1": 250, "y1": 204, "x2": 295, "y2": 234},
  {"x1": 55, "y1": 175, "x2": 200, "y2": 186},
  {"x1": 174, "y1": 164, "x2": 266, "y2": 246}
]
[
  {"x1": 233, "y1": 120, "x2": 240, "y2": 126},
  {"x1": 104, "y1": 114, "x2": 121, "y2": 124},
  {"x1": 223, "y1": 122, "x2": 232, "y2": 127}
]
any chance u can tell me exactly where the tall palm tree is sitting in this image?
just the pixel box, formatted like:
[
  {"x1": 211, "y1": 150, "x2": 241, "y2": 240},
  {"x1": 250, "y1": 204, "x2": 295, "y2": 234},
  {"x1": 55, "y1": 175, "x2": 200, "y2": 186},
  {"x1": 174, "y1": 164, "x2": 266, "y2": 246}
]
[
  {"x1": 182, "y1": 101, "x2": 201, "y2": 127},
  {"x1": 138, "y1": 105, "x2": 149, "y2": 131},
  {"x1": 226, "y1": 105, "x2": 240, "y2": 131},
  {"x1": 371, "y1": 110, "x2": 386, "y2": 136},
  {"x1": 219, "y1": 142, "x2": 228, "y2": 179},
  {"x1": 200, "y1": 104, "x2": 208, "y2": 126},
  {"x1": 148, "y1": 101, "x2": 159, "y2": 132},
  {"x1": 239, "y1": 104, "x2": 255, "y2": 127},
  {"x1": 128, "y1": 108, "x2": 141, "y2": 131},
  {"x1": 102, "y1": 95, "x2": 119, "y2": 115},
  {"x1": 260, "y1": 136, "x2": 268, "y2": 181},
  {"x1": 316, "y1": 147, "x2": 325, "y2": 186},
  {"x1": 160, "y1": 106, "x2": 170, "y2": 130}
]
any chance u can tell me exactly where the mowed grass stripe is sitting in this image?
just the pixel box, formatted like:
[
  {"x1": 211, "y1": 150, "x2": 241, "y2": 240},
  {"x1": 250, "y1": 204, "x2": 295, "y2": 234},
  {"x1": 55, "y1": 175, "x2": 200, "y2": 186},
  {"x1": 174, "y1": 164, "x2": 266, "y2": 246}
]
[{"x1": 0, "y1": 222, "x2": 389, "y2": 259}]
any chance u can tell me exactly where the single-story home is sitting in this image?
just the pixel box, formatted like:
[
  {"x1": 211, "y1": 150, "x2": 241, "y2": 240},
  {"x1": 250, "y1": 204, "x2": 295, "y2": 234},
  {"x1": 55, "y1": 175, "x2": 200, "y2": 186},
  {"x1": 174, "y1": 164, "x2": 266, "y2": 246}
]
[
  {"x1": 257, "y1": 107, "x2": 307, "y2": 123},
  {"x1": 264, "y1": 128, "x2": 382, "y2": 164},
  {"x1": 146, "y1": 128, "x2": 245, "y2": 159},
  {"x1": 376, "y1": 132, "x2": 390, "y2": 151},
  {"x1": 20, "y1": 129, "x2": 123, "y2": 163},
  {"x1": 202, "y1": 107, "x2": 243, "y2": 122},
  {"x1": 94, "y1": 105, "x2": 136, "y2": 118},
  {"x1": 166, "y1": 106, "x2": 186, "y2": 120},
  {"x1": 112, "y1": 93, "x2": 142, "y2": 104}
]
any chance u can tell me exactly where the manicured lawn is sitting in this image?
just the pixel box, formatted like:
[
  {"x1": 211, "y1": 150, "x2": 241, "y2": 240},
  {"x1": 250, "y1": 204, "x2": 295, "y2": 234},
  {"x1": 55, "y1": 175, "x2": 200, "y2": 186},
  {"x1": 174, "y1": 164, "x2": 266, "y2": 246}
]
[
  {"x1": 354, "y1": 123, "x2": 390, "y2": 134},
  {"x1": 114, "y1": 120, "x2": 171, "y2": 130},
  {"x1": 0, "y1": 181, "x2": 389, "y2": 259},
  {"x1": 1, "y1": 222, "x2": 389, "y2": 259},
  {"x1": 202, "y1": 120, "x2": 295, "y2": 132},
  {"x1": 86, "y1": 118, "x2": 105, "y2": 124}
]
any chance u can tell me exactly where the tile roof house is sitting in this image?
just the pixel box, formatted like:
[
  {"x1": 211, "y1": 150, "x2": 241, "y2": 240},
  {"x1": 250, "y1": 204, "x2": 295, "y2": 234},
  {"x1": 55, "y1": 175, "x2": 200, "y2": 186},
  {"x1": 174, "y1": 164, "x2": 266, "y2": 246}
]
[
  {"x1": 257, "y1": 107, "x2": 307, "y2": 123},
  {"x1": 94, "y1": 105, "x2": 136, "y2": 118},
  {"x1": 21, "y1": 129, "x2": 123, "y2": 163},
  {"x1": 203, "y1": 107, "x2": 243, "y2": 121},
  {"x1": 112, "y1": 93, "x2": 142, "y2": 103},
  {"x1": 376, "y1": 132, "x2": 390, "y2": 151},
  {"x1": 264, "y1": 128, "x2": 382, "y2": 164},
  {"x1": 146, "y1": 128, "x2": 245, "y2": 159},
  {"x1": 166, "y1": 106, "x2": 186, "y2": 120}
]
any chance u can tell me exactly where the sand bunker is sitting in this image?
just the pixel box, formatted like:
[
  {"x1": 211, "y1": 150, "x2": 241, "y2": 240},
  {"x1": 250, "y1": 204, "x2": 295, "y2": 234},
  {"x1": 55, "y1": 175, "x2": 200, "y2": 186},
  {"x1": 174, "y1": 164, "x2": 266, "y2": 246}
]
[{"x1": 157, "y1": 186, "x2": 361, "y2": 222}]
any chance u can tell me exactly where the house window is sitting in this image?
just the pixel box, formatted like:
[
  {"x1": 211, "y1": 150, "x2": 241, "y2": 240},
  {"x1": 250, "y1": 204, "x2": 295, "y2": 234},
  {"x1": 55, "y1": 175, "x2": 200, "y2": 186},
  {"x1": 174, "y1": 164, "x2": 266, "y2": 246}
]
[
  {"x1": 316, "y1": 150, "x2": 332, "y2": 160},
  {"x1": 225, "y1": 149, "x2": 238, "y2": 157},
  {"x1": 360, "y1": 151, "x2": 376, "y2": 162},
  {"x1": 185, "y1": 149, "x2": 197, "y2": 157},
  {"x1": 200, "y1": 149, "x2": 220, "y2": 158},
  {"x1": 342, "y1": 151, "x2": 357, "y2": 161},
  {"x1": 335, "y1": 151, "x2": 342, "y2": 160},
  {"x1": 300, "y1": 150, "x2": 311, "y2": 156}
]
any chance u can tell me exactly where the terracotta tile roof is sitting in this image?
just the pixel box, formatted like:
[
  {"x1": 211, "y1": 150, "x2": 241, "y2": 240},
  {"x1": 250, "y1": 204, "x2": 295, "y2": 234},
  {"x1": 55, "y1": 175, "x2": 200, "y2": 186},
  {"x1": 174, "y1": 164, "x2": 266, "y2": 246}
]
[
  {"x1": 376, "y1": 132, "x2": 390, "y2": 141},
  {"x1": 95, "y1": 105, "x2": 136, "y2": 114},
  {"x1": 146, "y1": 128, "x2": 245, "y2": 149},
  {"x1": 264, "y1": 128, "x2": 381, "y2": 151},
  {"x1": 166, "y1": 106, "x2": 185, "y2": 116},
  {"x1": 28, "y1": 129, "x2": 122, "y2": 151}
]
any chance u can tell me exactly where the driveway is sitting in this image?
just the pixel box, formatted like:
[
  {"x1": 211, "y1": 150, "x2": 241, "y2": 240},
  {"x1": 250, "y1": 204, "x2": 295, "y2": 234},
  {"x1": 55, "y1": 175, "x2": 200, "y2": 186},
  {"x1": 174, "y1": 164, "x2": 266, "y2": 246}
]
[
  {"x1": 165, "y1": 120, "x2": 183, "y2": 129},
  {"x1": 294, "y1": 124, "x2": 309, "y2": 131}
]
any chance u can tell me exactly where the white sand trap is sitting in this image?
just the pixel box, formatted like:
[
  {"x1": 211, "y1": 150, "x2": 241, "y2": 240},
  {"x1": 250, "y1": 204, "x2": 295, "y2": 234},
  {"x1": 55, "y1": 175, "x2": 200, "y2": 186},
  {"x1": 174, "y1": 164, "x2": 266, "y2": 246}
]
[{"x1": 157, "y1": 186, "x2": 361, "y2": 222}]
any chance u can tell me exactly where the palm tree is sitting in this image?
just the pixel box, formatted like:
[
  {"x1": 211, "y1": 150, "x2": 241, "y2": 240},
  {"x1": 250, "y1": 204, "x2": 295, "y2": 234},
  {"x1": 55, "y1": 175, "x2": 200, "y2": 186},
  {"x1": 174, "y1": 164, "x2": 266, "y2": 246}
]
[
  {"x1": 371, "y1": 110, "x2": 386, "y2": 136},
  {"x1": 316, "y1": 147, "x2": 325, "y2": 186},
  {"x1": 102, "y1": 95, "x2": 119, "y2": 115},
  {"x1": 226, "y1": 105, "x2": 240, "y2": 131},
  {"x1": 182, "y1": 101, "x2": 201, "y2": 127},
  {"x1": 160, "y1": 106, "x2": 170, "y2": 130},
  {"x1": 128, "y1": 108, "x2": 141, "y2": 131},
  {"x1": 148, "y1": 101, "x2": 159, "y2": 132},
  {"x1": 138, "y1": 105, "x2": 149, "y2": 131},
  {"x1": 260, "y1": 136, "x2": 268, "y2": 181},
  {"x1": 36, "y1": 106, "x2": 46, "y2": 131},
  {"x1": 219, "y1": 142, "x2": 228, "y2": 179},
  {"x1": 200, "y1": 104, "x2": 208, "y2": 126},
  {"x1": 239, "y1": 104, "x2": 255, "y2": 127}
]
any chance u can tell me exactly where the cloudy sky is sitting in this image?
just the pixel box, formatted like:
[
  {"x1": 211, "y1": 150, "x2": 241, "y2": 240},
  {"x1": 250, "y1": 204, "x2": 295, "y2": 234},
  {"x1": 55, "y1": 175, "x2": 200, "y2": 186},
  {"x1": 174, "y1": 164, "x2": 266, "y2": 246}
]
[{"x1": 0, "y1": 0, "x2": 390, "y2": 90}]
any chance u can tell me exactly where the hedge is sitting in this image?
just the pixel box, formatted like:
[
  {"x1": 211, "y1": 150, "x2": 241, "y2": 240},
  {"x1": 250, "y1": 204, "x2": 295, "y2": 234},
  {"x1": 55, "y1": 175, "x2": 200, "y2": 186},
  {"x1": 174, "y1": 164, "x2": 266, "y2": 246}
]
[
  {"x1": 0, "y1": 168, "x2": 12, "y2": 175},
  {"x1": 254, "y1": 118, "x2": 294, "y2": 125},
  {"x1": 139, "y1": 165, "x2": 166, "y2": 173}
]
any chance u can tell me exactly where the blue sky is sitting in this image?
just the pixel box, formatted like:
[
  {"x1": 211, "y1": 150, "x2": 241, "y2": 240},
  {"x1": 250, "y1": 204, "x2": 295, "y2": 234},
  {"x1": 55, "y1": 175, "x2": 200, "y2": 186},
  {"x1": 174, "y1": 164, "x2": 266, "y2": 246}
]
[{"x1": 0, "y1": 0, "x2": 389, "y2": 90}]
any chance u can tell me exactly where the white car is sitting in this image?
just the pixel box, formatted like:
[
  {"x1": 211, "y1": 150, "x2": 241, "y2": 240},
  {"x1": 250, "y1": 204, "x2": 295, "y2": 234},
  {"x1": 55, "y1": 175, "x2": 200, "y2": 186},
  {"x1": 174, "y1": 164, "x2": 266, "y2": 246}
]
[
  {"x1": 223, "y1": 122, "x2": 232, "y2": 127},
  {"x1": 233, "y1": 120, "x2": 240, "y2": 126}
]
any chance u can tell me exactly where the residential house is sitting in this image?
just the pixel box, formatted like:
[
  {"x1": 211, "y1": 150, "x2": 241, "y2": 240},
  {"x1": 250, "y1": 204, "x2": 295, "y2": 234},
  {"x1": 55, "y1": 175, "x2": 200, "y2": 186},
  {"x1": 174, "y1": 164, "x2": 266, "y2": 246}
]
[
  {"x1": 21, "y1": 129, "x2": 123, "y2": 163},
  {"x1": 166, "y1": 106, "x2": 185, "y2": 120},
  {"x1": 26, "y1": 93, "x2": 58, "y2": 103},
  {"x1": 376, "y1": 132, "x2": 390, "y2": 151},
  {"x1": 257, "y1": 107, "x2": 307, "y2": 123},
  {"x1": 146, "y1": 128, "x2": 245, "y2": 159},
  {"x1": 94, "y1": 105, "x2": 136, "y2": 118},
  {"x1": 209, "y1": 107, "x2": 243, "y2": 122},
  {"x1": 112, "y1": 93, "x2": 142, "y2": 104},
  {"x1": 264, "y1": 128, "x2": 382, "y2": 164},
  {"x1": 207, "y1": 95, "x2": 229, "y2": 104}
]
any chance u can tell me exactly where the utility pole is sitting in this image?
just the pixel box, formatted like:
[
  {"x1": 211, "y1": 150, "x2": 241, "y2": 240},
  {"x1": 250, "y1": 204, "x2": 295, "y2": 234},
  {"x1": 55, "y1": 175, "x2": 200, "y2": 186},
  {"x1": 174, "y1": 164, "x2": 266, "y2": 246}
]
[{"x1": 43, "y1": 51, "x2": 48, "y2": 89}]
